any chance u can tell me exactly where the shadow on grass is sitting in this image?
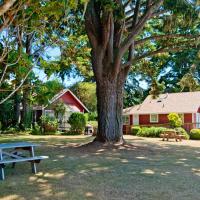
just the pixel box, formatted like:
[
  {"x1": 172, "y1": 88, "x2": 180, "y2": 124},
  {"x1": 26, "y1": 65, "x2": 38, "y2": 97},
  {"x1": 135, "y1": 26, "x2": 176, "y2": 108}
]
[{"x1": 0, "y1": 135, "x2": 200, "y2": 200}]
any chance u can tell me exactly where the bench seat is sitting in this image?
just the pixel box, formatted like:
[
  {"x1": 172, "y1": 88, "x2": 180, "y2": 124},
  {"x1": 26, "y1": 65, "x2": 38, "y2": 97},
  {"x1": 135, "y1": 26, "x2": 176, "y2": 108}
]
[{"x1": 0, "y1": 156, "x2": 48, "y2": 165}]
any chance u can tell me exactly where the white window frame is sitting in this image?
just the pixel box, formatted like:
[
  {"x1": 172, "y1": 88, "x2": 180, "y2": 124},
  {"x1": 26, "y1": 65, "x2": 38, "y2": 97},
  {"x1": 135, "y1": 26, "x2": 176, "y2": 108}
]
[
  {"x1": 123, "y1": 115, "x2": 130, "y2": 125},
  {"x1": 150, "y1": 114, "x2": 158, "y2": 123}
]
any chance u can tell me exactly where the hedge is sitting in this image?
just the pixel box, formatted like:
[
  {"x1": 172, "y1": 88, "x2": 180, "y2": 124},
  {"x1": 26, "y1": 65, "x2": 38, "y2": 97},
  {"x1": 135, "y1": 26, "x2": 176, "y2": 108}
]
[
  {"x1": 131, "y1": 126, "x2": 141, "y2": 135},
  {"x1": 190, "y1": 129, "x2": 200, "y2": 140},
  {"x1": 136, "y1": 127, "x2": 167, "y2": 138}
]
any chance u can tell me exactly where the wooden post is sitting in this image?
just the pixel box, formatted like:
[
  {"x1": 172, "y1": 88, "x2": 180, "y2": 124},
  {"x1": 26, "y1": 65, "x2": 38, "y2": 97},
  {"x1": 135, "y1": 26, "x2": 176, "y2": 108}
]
[
  {"x1": 0, "y1": 149, "x2": 5, "y2": 180},
  {"x1": 30, "y1": 146, "x2": 37, "y2": 174}
]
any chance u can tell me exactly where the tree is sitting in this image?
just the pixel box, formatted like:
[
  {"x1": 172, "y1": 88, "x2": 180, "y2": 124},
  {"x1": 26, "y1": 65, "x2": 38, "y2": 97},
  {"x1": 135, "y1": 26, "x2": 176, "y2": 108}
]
[
  {"x1": 83, "y1": 0, "x2": 200, "y2": 143},
  {"x1": 70, "y1": 82, "x2": 97, "y2": 112}
]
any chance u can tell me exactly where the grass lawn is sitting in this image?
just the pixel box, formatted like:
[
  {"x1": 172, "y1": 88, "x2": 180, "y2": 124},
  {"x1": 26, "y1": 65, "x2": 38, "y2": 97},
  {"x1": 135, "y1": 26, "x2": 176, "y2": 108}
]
[{"x1": 0, "y1": 135, "x2": 200, "y2": 200}]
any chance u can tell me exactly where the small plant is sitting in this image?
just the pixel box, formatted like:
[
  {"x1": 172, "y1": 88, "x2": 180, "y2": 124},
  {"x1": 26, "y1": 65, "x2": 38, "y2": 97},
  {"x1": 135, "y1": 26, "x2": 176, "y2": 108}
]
[
  {"x1": 31, "y1": 123, "x2": 42, "y2": 135},
  {"x1": 190, "y1": 129, "x2": 200, "y2": 140},
  {"x1": 68, "y1": 112, "x2": 87, "y2": 134},
  {"x1": 168, "y1": 113, "x2": 183, "y2": 128},
  {"x1": 131, "y1": 126, "x2": 141, "y2": 135},
  {"x1": 41, "y1": 115, "x2": 58, "y2": 133}
]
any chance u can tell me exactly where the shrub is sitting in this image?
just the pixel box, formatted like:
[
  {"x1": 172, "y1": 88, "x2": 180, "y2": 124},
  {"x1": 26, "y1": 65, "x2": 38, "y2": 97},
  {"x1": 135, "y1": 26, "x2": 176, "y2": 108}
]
[
  {"x1": 41, "y1": 115, "x2": 58, "y2": 133},
  {"x1": 190, "y1": 129, "x2": 200, "y2": 140},
  {"x1": 68, "y1": 112, "x2": 87, "y2": 134},
  {"x1": 131, "y1": 126, "x2": 141, "y2": 135},
  {"x1": 137, "y1": 127, "x2": 167, "y2": 137},
  {"x1": 88, "y1": 112, "x2": 97, "y2": 121},
  {"x1": 175, "y1": 127, "x2": 190, "y2": 140},
  {"x1": 31, "y1": 123, "x2": 42, "y2": 135},
  {"x1": 168, "y1": 113, "x2": 183, "y2": 128}
]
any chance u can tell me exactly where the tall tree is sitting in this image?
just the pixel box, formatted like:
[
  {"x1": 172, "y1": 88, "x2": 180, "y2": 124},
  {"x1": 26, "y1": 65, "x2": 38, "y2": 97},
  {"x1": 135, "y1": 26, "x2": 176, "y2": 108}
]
[{"x1": 83, "y1": 0, "x2": 200, "y2": 143}]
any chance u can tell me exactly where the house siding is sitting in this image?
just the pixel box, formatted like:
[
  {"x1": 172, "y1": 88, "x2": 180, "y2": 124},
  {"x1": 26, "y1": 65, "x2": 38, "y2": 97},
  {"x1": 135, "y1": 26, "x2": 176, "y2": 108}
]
[
  {"x1": 184, "y1": 113, "x2": 193, "y2": 123},
  {"x1": 139, "y1": 115, "x2": 150, "y2": 125},
  {"x1": 61, "y1": 92, "x2": 85, "y2": 112}
]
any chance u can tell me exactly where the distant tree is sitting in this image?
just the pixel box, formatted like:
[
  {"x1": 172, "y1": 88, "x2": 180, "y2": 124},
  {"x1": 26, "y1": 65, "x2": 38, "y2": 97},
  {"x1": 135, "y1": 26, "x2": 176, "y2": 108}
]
[{"x1": 70, "y1": 82, "x2": 97, "y2": 112}]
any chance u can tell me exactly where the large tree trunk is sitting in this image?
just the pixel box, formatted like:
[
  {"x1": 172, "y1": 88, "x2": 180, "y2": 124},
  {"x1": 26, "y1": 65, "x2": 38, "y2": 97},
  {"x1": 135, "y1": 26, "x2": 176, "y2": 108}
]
[{"x1": 95, "y1": 65, "x2": 127, "y2": 143}]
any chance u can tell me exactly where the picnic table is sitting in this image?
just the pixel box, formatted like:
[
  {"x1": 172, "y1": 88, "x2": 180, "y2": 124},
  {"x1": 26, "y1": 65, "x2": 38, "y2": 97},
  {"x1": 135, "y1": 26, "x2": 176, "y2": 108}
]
[
  {"x1": 0, "y1": 142, "x2": 48, "y2": 180},
  {"x1": 160, "y1": 130, "x2": 184, "y2": 142}
]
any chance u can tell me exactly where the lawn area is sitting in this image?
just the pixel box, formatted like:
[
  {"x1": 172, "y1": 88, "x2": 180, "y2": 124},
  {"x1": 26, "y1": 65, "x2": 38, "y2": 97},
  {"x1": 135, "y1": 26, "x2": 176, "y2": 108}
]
[{"x1": 0, "y1": 135, "x2": 200, "y2": 200}]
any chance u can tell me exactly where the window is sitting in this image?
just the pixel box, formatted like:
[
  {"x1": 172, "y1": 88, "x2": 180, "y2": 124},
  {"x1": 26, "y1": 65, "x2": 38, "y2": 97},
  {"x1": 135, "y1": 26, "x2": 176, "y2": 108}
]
[
  {"x1": 150, "y1": 114, "x2": 158, "y2": 123},
  {"x1": 45, "y1": 110, "x2": 55, "y2": 118},
  {"x1": 123, "y1": 115, "x2": 130, "y2": 125}
]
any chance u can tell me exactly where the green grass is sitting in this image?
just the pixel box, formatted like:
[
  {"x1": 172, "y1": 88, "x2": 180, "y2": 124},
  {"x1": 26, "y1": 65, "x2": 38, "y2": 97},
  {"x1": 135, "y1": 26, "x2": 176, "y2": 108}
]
[{"x1": 0, "y1": 135, "x2": 200, "y2": 200}]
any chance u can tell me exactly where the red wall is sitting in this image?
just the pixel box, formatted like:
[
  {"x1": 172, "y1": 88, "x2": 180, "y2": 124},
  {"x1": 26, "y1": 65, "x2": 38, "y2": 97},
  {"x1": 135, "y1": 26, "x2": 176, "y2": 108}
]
[
  {"x1": 139, "y1": 115, "x2": 150, "y2": 125},
  {"x1": 60, "y1": 91, "x2": 85, "y2": 112},
  {"x1": 184, "y1": 113, "x2": 193, "y2": 123},
  {"x1": 137, "y1": 113, "x2": 193, "y2": 125}
]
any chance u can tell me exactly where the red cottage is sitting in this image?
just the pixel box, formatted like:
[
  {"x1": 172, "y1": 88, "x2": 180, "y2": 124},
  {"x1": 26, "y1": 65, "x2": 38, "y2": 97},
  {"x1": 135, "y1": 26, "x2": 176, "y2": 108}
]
[
  {"x1": 33, "y1": 89, "x2": 89, "y2": 130},
  {"x1": 123, "y1": 92, "x2": 200, "y2": 133}
]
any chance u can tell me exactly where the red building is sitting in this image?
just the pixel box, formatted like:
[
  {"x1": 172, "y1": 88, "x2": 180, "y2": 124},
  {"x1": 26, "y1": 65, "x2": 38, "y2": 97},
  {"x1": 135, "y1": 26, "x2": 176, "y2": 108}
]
[
  {"x1": 33, "y1": 89, "x2": 89, "y2": 130},
  {"x1": 123, "y1": 92, "x2": 200, "y2": 133}
]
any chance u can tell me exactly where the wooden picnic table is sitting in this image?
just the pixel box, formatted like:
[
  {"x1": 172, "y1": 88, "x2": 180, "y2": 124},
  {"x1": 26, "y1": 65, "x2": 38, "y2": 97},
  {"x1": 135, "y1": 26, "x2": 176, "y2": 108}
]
[
  {"x1": 160, "y1": 130, "x2": 184, "y2": 142},
  {"x1": 0, "y1": 142, "x2": 48, "y2": 180}
]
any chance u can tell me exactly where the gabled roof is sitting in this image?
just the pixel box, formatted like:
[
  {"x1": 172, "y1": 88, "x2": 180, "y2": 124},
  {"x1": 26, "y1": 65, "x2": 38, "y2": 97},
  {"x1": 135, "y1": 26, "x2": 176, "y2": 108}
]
[
  {"x1": 123, "y1": 91, "x2": 200, "y2": 115},
  {"x1": 48, "y1": 89, "x2": 89, "y2": 112}
]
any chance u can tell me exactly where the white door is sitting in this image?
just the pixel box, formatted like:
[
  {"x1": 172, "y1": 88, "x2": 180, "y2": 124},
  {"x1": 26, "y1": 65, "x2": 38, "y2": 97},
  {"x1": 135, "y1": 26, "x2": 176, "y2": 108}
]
[
  {"x1": 197, "y1": 113, "x2": 200, "y2": 128},
  {"x1": 133, "y1": 114, "x2": 139, "y2": 126}
]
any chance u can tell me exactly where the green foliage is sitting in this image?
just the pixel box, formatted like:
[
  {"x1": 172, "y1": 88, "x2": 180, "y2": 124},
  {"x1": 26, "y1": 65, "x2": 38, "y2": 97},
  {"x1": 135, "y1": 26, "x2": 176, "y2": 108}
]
[
  {"x1": 88, "y1": 120, "x2": 98, "y2": 128},
  {"x1": 131, "y1": 126, "x2": 141, "y2": 136},
  {"x1": 70, "y1": 82, "x2": 97, "y2": 112},
  {"x1": 175, "y1": 127, "x2": 190, "y2": 140},
  {"x1": 68, "y1": 112, "x2": 87, "y2": 134},
  {"x1": 33, "y1": 80, "x2": 64, "y2": 106},
  {"x1": 190, "y1": 129, "x2": 200, "y2": 140},
  {"x1": 136, "y1": 127, "x2": 167, "y2": 138},
  {"x1": 168, "y1": 113, "x2": 183, "y2": 128},
  {"x1": 31, "y1": 123, "x2": 42, "y2": 135},
  {"x1": 178, "y1": 70, "x2": 200, "y2": 92},
  {"x1": 88, "y1": 112, "x2": 97, "y2": 121},
  {"x1": 41, "y1": 115, "x2": 58, "y2": 133}
]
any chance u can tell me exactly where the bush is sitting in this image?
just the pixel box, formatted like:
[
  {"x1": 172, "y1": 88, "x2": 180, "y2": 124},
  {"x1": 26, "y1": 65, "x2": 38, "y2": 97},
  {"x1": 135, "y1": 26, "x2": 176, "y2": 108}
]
[
  {"x1": 131, "y1": 126, "x2": 141, "y2": 135},
  {"x1": 88, "y1": 112, "x2": 97, "y2": 121},
  {"x1": 68, "y1": 112, "x2": 87, "y2": 134},
  {"x1": 175, "y1": 127, "x2": 190, "y2": 140},
  {"x1": 31, "y1": 123, "x2": 42, "y2": 135},
  {"x1": 136, "y1": 127, "x2": 167, "y2": 137},
  {"x1": 168, "y1": 113, "x2": 183, "y2": 128},
  {"x1": 190, "y1": 129, "x2": 200, "y2": 140},
  {"x1": 41, "y1": 115, "x2": 58, "y2": 133}
]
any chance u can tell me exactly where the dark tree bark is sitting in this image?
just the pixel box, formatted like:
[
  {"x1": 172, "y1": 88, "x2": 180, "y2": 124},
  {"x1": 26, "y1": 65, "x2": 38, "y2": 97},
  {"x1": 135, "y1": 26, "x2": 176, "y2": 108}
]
[
  {"x1": 95, "y1": 70, "x2": 126, "y2": 142},
  {"x1": 21, "y1": 33, "x2": 33, "y2": 128}
]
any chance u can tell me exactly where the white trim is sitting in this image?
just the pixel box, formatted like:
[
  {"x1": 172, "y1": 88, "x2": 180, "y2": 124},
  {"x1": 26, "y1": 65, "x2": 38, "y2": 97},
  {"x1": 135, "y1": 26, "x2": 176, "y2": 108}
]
[{"x1": 150, "y1": 114, "x2": 159, "y2": 123}]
